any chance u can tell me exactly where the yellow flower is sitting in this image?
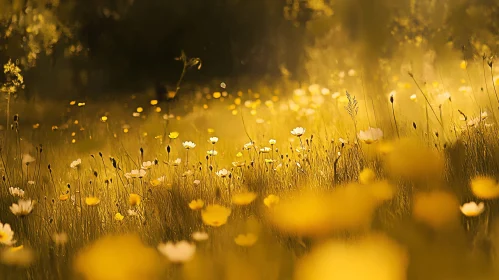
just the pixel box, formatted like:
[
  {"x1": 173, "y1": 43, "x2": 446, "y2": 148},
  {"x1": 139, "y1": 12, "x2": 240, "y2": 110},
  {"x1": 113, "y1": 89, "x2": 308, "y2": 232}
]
[
  {"x1": 74, "y1": 235, "x2": 162, "y2": 280},
  {"x1": 115, "y1": 213, "x2": 124, "y2": 221},
  {"x1": 201, "y1": 205, "x2": 232, "y2": 227},
  {"x1": 85, "y1": 197, "x2": 100, "y2": 206},
  {"x1": 59, "y1": 194, "x2": 70, "y2": 201},
  {"x1": 232, "y1": 192, "x2": 257, "y2": 205},
  {"x1": 150, "y1": 179, "x2": 161, "y2": 187},
  {"x1": 413, "y1": 191, "x2": 459, "y2": 229},
  {"x1": 471, "y1": 176, "x2": 499, "y2": 199},
  {"x1": 129, "y1": 194, "x2": 141, "y2": 206},
  {"x1": 263, "y1": 195, "x2": 279, "y2": 208},
  {"x1": 234, "y1": 233, "x2": 258, "y2": 247},
  {"x1": 168, "y1": 131, "x2": 179, "y2": 139},
  {"x1": 189, "y1": 199, "x2": 204, "y2": 210},
  {"x1": 359, "y1": 168, "x2": 376, "y2": 184}
]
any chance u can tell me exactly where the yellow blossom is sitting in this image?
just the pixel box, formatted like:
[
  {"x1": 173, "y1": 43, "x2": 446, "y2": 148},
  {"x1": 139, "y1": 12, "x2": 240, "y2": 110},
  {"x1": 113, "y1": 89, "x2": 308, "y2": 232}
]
[
  {"x1": 114, "y1": 213, "x2": 124, "y2": 221},
  {"x1": 129, "y1": 194, "x2": 141, "y2": 206},
  {"x1": 201, "y1": 205, "x2": 231, "y2": 227},
  {"x1": 232, "y1": 192, "x2": 257, "y2": 205},
  {"x1": 189, "y1": 199, "x2": 204, "y2": 210},
  {"x1": 263, "y1": 195, "x2": 280, "y2": 208},
  {"x1": 234, "y1": 233, "x2": 258, "y2": 247},
  {"x1": 85, "y1": 197, "x2": 100, "y2": 206}
]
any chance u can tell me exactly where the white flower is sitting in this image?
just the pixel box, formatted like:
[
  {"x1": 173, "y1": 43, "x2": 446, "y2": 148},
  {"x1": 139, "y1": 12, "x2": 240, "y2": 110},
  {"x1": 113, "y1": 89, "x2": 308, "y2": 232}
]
[
  {"x1": 193, "y1": 179, "x2": 201, "y2": 185},
  {"x1": 141, "y1": 161, "x2": 153, "y2": 170},
  {"x1": 0, "y1": 222, "x2": 16, "y2": 246},
  {"x1": 27, "y1": 181, "x2": 35, "y2": 185},
  {"x1": 9, "y1": 188, "x2": 24, "y2": 198},
  {"x1": 172, "y1": 158, "x2": 182, "y2": 166},
  {"x1": 269, "y1": 139, "x2": 277, "y2": 145},
  {"x1": 124, "y1": 169, "x2": 146, "y2": 179},
  {"x1": 209, "y1": 137, "x2": 219, "y2": 144},
  {"x1": 10, "y1": 200, "x2": 34, "y2": 216},
  {"x1": 358, "y1": 127, "x2": 383, "y2": 144},
  {"x1": 460, "y1": 202, "x2": 485, "y2": 217},
  {"x1": 157, "y1": 176, "x2": 166, "y2": 182},
  {"x1": 22, "y1": 154, "x2": 35, "y2": 166},
  {"x1": 260, "y1": 147, "x2": 271, "y2": 153},
  {"x1": 216, "y1": 169, "x2": 230, "y2": 178},
  {"x1": 51, "y1": 232, "x2": 68, "y2": 245},
  {"x1": 182, "y1": 141, "x2": 196, "y2": 149},
  {"x1": 70, "y1": 158, "x2": 82, "y2": 169},
  {"x1": 192, "y1": 232, "x2": 209, "y2": 242},
  {"x1": 127, "y1": 209, "x2": 139, "y2": 217},
  {"x1": 435, "y1": 92, "x2": 451, "y2": 105},
  {"x1": 157, "y1": 241, "x2": 196, "y2": 263},
  {"x1": 243, "y1": 142, "x2": 254, "y2": 150},
  {"x1": 291, "y1": 127, "x2": 305, "y2": 137},
  {"x1": 207, "y1": 150, "x2": 218, "y2": 156}
]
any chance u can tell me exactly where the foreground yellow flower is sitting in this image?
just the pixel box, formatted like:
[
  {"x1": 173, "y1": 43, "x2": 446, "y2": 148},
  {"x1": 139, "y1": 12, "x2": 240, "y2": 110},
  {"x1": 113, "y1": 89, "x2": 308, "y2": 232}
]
[
  {"x1": 460, "y1": 202, "x2": 485, "y2": 217},
  {"x1": 168, "y1": 131, "x2": 179, "y2": 139},
  {"x1": 234, "y1": 233, "x2": 258, "y2": 247},
  {"x1": 59, "y1": 194, "x2": 70, "y2": 201},
  {"x1": 232, "y1": 192, "x2": 257, "y2": 205},
  {"x1": 295, "y1": 234, "x2": 408, "y2": 280},
  {"x1": 201, "y1": 205, "x2": 232, "y2": 227},
  {"x1": 75, "y1": 235, "x2": 161, "y2": 280},
  {"x1": 470, "y1": 176, "x2": 499, "y2": 199},
  {"x1": 114, "y1": 213, "x2": 124, "y2": 221},
  {"x1": 189, "y1": 199, "x2": 204, "y2": 210},
  {"x1": 413, "y1": 191, "x2": 459, "y2": 229},
  {"x1": 85, "y1": 197, "x2": 100, "y2": 206},
  {"x1": 129, "y1": 194, "x2": 141, "y2": 206},
  {"x1": 263, "y1": 194, "x2": 280, "y2": 208},
  {"x1": 359, "y1": 168, "x2": 376, "y2": 184}
]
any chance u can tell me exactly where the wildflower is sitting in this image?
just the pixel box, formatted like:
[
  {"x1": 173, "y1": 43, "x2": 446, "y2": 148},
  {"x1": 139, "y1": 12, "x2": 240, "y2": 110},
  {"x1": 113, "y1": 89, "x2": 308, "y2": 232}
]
[
  {"x1": 182, "y1": 170, "x2": 193, "y2": 177},
  {"x1": 127, "y1": 209, "x2": 139, "y2": 217},
  {"x1": 52, "y1": 232, "x2": 68, "y2": 246},
  {"x1": 115, "y1": 213, "x2": 124, "y2": 221},
  {"x1": 182, "y1": 141, "x2": 196, "y2": 149},
  {"x1": 193, "y1": 179, "x2": 201, "y2": 185},
  {"x1": 192, "y1": 232, "x2": 209, "y2": 242},
  {"x1": 189, "y1": 199, "x2": 204, "y2": 210},
  {"x1": 0, "y1": 222, "x2": 16, "y2": 245},
  {"x1": 260, "y1": 147, "x2": 271, "y2": 153},
  {"x1": 236, "y1": 152, "x2": 243, "y2": 157},
  {"x1": 207, "y1": 150, "x2": 218, "y2": 156},
  {"x1": 269, "y1": 139, "x2": 277, "y2": 145},
  {"x1": 129, "y1": 193, "x2": 141, "y2": 206},
  {"x1": 291, "y1": 127, "x2": 305, "y2": 137},
  {"x1": 201, "y1": 204, "x2": 232, "y2": 227},
  {"x1": 157, "y1": 241, "x2": 196, "y2": 263},
  {"x1": 141, "y1": 161, "x2": 153, "y2": 170},
  {"x1": 70, "y1": 158, "x2": 82, "y2": 169},
  {"x1": 209, "y1": 137, "x2": 219, "y2": 144},
  {"x1": 232, "y1": 161, "x2": 246, "y2": 167},
  {"x1": 358, "y1": 127, "x2": 383, "y2": 144},
  {"x1": 471, "y1": 176, "x2": 499, "y2": 199},
  {"x1": 234, "y1": 233, "x2": 258, "y2": 247},
  {"x1": 22, "y1": 154, "x2": 35, "y2": 166},
  {"x1": 172, "y1": 158, "x2": 182, "y2": 166},
  {"x1": 216, "y1": 168, "x2": 230, "y2": 178},
  {"x1": 168, "y1": 131, "x2": 179, "y2": 139},
  {"x1": 85, "y1": 197, "x2": 100, "y2": 206},
  {"x1": 9, "y1": 187, "x2": 24, "y2": 198},
  {"x1": 460, "y1": 202, "x2": 485, "y2": 217},
  {"x1": 359, "y1": 168, "x2": 376, "y2": 184},
  {"x1": 243, "y1": 142, "x2": 254, "y2": 150},
  {"x1": 27, "y1": 181, "x2": 35, "y2": 185},
  {"x1": 10, "y1": 200, "x2": 34, "y2": 216},
  {"x1": 264, "y1": 159, "x2": 274, "y2": 164},
  {"x1": 413, "y1": 191, "x2": 459, "y2": 229},
  {"x1": 232, "y1": 192, "x2": 257, "y2": 205},
  {"x1": 1, "y1": 246, "x2": 34, "y2": 267},
  {"x1": 125, "y1": 169, "x2": 146, "y2": 179},
  {"x1": 59, "y1": 194, "x2": 70, "y2": 201},
  {"x1": 75, "y1": 235, "x2": 162, "y2": 280},
  {"x1": 263, "y1": 194, "x2": 279, "y2": 208}
]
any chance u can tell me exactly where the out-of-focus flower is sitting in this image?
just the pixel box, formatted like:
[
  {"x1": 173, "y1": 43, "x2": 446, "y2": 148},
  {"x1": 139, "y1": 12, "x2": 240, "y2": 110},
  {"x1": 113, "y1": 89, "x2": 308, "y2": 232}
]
[
  {"x1": 232, "y1": 192, "x2": 258, "y2": 205},
  {"x1": 269, "y1": 139, "x2": 277, "y2": 145},
  {"x1": 27, "y1": 180, "x2": 35, "y2": 185},
  {"x1": 260, "y1": 147, "x2": 271, "y2": 153},
  {"x1": 157, "y1": 241, "x2": 196, "y2": 263},
  {"x1": 216, "y1": 169, "x2": 230, "y2": 178},
  {"x1": 85, "y1": 197, "x2": 100, "y2": 206},
  {"x1": 192, "y1": 232, "x2": 209, "y2": 242},
  {"x1": 209, "y1": 137, "x2": 219, "y2": 144},
  {"x1": 207, "y1": 150, "x2": 218, "y2": 156},
  {"x1": 263, "y1": 194, "x2": 279, "y2": 208},
  {"x1": 243, "y1": 142, "x2": 254, "y2": 150},
  {"x1": 189, "y1": 199, "x2": 204, "y2": 210},
  {"x1": 141, "y1": 161, "x2": 153, "y2": 170},
  {"x1": 359, "y1": 168, "x2": 376, "y2": 184},
  {"x1": 115, "y1": 213, "x2": 124, "y2": 221},
  {"x1": 168, "y1": 131, "x2": 179, "y2": 139},
  {"x1": 129, "y1": 194, "x2": 141, "y2": 206},
  {"x1": 0, "y1": 222, "x2": 16, "y2": 245},
  {"x1": 201, "y1": 205, "x2": 232, "y2": 227},
  {"x1": 9, "y1": 187, "x2": 24, "y2": 198},
  {"x1": 182, "y1": 141, "x2": 196, "y2": 149},
  {"x1": 413, "y1": 191, "x2": 459, "y2": 229},
  {"x1": 291, "y1": 127, "x2": 305, "y2": 137},
  {"x1": 22, "y1": 154, "x2": 35, "y2": 166},
  {"x1": 172, "y1": 158, "x2": 182, "y2": 166},
  {"x1": 1, "y1": 246, "x2": 34, "y2": 267},
  {"x1": 52, "y1": 232, "x2": 68, "y2": 246},
  {"x1": 193, "y1": 179, "x2": 201, "y2": 185},
  {"x1": 358, "y1": 127, "x2": 383, "y2": 144},
  {"x1": 295, "y1": 234, "x2": 408, "y2": 280},
  {"x1": 70, "y1": 158, "x2": 82, "y2": 169},
  {"x1": 59, "y1": 194, "x2": 70, "y2": 201},
  {"x1": 127, "y1": 209, "x2": 139, "y2": 217},
  {"x1": 10, "y1": 200, "x2": 34, "y2": 216},
  {"x1": 234, "y1": 233, "x2": 258, "y2": 247},
  {"x1": 460, "y1": 202, "x2": 485, "y2": 217},
  {"x1": 125, "y1": 169, "x2": 146, "y2": 179},
  {"x1": 471, "y1": 176, "x2": 499, "y2": 199},
  {"x1": 75, "y1": 235, "x2": 162, "y2": 280}
]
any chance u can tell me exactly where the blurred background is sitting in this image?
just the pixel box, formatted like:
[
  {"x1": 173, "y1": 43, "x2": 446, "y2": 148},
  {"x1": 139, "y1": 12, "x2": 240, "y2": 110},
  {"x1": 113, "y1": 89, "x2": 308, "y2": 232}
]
[{"x1": 0, "y1": 0, "x2": 498, "y2": 100}]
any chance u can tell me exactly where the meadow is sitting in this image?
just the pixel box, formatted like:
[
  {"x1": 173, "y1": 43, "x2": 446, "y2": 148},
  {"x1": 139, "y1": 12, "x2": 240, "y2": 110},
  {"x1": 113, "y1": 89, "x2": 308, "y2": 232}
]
[{"x1": 2, "y1": 54, "x2": 499, "y2": 280}]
